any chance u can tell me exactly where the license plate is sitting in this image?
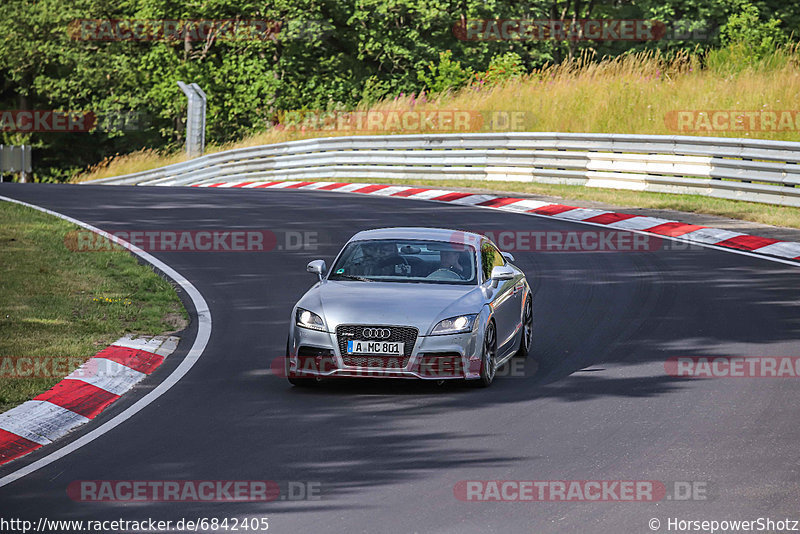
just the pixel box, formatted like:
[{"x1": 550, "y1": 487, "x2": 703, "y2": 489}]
[{"x1": 346, "y1": 340, "x2": 404, "y2": 355}]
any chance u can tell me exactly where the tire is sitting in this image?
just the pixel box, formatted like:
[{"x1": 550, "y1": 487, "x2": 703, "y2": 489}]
[
  {"x1": 515, "y1": 295, "x2": 533, "y2": 359},
  {"x1": 473, "y1": 321, "x2": 497, "y2": 388}
]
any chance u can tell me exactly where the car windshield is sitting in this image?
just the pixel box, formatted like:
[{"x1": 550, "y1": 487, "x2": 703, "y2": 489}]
[{"x1": 328, "y1": 239, "x2": 478, "y2": 285}]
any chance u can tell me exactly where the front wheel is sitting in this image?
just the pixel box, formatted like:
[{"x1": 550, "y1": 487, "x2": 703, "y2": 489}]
[{"x1": 473, "y1": 321, "x2": 497, "y2": 388}]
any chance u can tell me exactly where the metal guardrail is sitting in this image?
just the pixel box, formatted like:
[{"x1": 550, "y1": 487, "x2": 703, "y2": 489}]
[{"x1": 83, "y1": 133, "x2": 800, "y2": 207}]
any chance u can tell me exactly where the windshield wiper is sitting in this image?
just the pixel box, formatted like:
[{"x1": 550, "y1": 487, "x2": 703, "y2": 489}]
[{"x1": 335, "y1": 273, "x2": 373, "y2": 282}]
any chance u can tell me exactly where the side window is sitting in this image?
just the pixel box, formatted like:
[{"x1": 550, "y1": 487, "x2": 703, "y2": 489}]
[{"x1": 481, "y1": 241, "x2": 505, "y2": 280}]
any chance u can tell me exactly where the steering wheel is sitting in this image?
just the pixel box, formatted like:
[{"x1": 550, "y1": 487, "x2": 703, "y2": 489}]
[{"x1": 426, "y1": 268, "x2": 465, "y2": 281}]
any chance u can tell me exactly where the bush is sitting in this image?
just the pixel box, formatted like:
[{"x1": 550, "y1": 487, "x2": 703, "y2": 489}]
[
  {"x1": 706, "y1": 1, "x2": 788, "y2": 73},
  {"x1": 416, "y1": 50, "x2": 473, "y2": 95},
  {"x1": 474, "y1": 51, "x2": 527, "y2": 87}
]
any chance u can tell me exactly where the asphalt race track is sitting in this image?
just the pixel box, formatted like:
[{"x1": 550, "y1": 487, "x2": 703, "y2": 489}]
[{"x1": 1, "y1": 183, "x2": 800, "y2": 533}]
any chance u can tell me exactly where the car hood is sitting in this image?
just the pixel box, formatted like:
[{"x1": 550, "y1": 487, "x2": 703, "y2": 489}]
[{"x1": 297, "y1": 280, "x2": 486, "y2": 334}]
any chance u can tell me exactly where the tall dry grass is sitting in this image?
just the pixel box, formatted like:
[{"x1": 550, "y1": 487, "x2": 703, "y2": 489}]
[{"x1": 74, "y1": 48, "x2": 800, "y2": 182}]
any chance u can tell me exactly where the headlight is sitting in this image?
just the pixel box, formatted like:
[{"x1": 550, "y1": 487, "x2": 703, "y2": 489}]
[
  {"x1": 296, "y1": 308, "x2": 326, "y2": 331},
  {"x1": 430, "y1": 314, "x2": 477, "y2": 335}
]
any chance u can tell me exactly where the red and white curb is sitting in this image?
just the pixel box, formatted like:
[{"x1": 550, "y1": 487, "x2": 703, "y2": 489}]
[
  {"x1": 191, "y1": 180, "x2": 800, "y2": 263},
  {"x1": 0, "y1": 335, "x2": 179, "y2": 466}
]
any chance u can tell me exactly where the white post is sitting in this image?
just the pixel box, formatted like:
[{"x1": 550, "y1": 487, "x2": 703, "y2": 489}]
[
  {"x1": 177, "y1": 81, "x2": 206, "y2": 158},
  {"x1": 190, "y1": 83, "x2": 207, "y2": 155}
]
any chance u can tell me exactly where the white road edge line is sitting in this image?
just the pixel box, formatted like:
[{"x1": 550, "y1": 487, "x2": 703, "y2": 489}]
[{"x1": 0, "y1": 195, "x2": 212, "y2": 488}]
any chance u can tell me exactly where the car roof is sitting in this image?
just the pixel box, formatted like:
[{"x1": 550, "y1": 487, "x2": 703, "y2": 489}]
[{"x1": 349, "y1": 227, "x2": 484, "y2": 248}]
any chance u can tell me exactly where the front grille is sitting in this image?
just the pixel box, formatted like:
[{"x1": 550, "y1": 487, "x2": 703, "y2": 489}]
[{"x1": 336, "y1": 325, "x2": 418, "y2": 368}]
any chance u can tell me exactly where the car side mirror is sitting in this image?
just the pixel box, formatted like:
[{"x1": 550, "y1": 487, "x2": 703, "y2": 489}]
[
  {"x1": 490, "y1": 265, "x2": 515, "y2": 287},
  {"x1": 307, "y1": 259, "x2": 326, "y2": 281},
  {"x1": 501, "y1": 252, "x2": 515, "y2": 263}
]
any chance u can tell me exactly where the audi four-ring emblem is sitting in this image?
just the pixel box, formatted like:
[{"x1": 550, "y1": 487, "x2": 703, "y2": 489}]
[{"x1": 362, "y1": 328, "x2": 391, "y2": 339}]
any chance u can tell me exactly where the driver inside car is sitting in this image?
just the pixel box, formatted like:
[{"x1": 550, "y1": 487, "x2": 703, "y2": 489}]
[
  {"x1": 360, "y1": 242, "x2": 404, "y2": 276},
  {"x1": 438, "y1": 249, "x2": 467, "y2": 279}
]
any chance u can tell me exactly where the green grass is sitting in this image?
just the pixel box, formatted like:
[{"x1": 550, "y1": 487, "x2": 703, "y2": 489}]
[
  {"x1": 0, "y1": 202, "x2": 187, "y2": 413},
  {"x1": 332, "y1": 177, "x2": 800, "y2": 230}
]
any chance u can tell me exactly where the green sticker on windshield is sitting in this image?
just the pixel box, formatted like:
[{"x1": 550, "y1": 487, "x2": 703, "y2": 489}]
[{"x1": 336, "y1": 268, "x2": 345, "y2": 274}]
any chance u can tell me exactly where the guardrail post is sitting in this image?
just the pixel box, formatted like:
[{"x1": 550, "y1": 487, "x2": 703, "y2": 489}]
[
  {"x1": 190, "y1": 83, "x2": 207, "y2": 155},
  {"x1": 20, "y1": 145, "x2": 31, "y2": 183},
  {"x1": 177, "y1": 81, "x2": 207, "y2": 158},
  {"x1": 0, "y1": 144, "x2": 32, "y2": 182}
]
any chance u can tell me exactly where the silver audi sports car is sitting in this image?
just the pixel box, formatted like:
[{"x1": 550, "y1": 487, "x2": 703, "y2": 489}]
[{"x1": 285, "y1": 227, "x2": 533, "y2": 387}]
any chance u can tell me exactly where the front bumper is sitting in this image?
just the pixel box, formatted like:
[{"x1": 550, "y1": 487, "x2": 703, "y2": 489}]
[{"x1": 286, "y1": 324, "x2": 482, "y2": 380}]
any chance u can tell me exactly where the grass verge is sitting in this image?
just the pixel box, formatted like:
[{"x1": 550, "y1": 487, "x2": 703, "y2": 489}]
[{"x1": 0, "y1": 202, "x2": 188, "y2": 413}]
